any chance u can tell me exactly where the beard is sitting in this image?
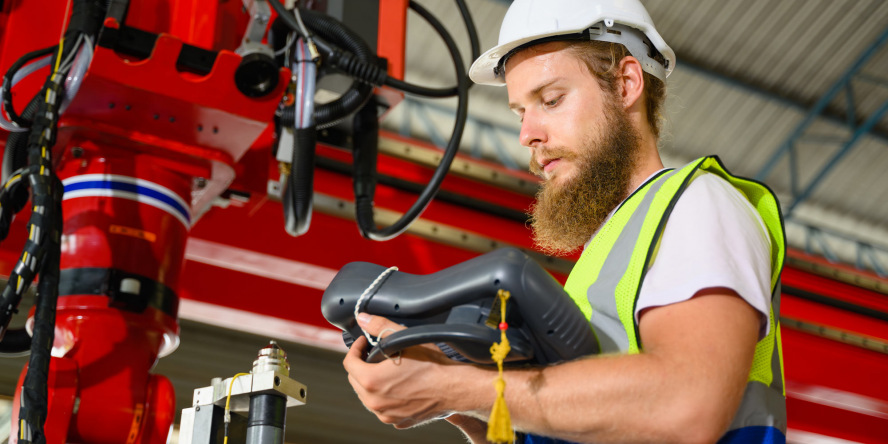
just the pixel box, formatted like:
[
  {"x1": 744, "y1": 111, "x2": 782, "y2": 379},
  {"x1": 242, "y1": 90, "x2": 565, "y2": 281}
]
[{"x1": 528, "y1": 99, "x2": 641, "y2": 256}]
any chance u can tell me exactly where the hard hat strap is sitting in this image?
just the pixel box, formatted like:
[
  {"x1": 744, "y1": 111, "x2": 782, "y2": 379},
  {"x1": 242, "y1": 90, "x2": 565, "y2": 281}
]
[{"x1": 583, "y1": 22, "x2": 668, "y2": 81}]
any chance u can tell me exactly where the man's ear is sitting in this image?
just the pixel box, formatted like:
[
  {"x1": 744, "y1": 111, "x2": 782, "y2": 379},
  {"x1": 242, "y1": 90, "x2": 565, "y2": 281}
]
[{"x1": 618, "y1": 56, "x2": 645, "y2": 110}]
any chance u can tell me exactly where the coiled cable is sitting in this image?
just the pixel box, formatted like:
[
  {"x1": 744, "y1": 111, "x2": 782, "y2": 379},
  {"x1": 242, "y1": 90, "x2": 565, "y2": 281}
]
[
  {"x1": 353, "y1": 0, "x2": 470, "y2": 240},
  {"x1": 269, "y1": 0, "x2": 473, "y2": 240}
]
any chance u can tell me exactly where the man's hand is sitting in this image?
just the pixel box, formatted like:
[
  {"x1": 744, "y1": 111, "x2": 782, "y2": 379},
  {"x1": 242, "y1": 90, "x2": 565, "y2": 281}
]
[
  {"x1": 343, "y1": 313, "x2": 481, "y2": 429},
  {"x1": 342, "y1": 290, "x2": 760, "y2": 442},
  {"x1": 446, "y1": 414, "x2": 490, "y2": 443}
]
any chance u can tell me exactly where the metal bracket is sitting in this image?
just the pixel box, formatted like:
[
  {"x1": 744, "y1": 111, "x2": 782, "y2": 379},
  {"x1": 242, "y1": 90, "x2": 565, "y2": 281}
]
[{"x1": 238, "y1": 0, "x2": 275, "y2": 58}]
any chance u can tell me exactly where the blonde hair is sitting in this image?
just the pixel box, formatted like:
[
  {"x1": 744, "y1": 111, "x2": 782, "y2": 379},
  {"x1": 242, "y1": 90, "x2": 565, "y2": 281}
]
[{"x1": 564, "y1": 41, "x2": 666, "y2": 139}]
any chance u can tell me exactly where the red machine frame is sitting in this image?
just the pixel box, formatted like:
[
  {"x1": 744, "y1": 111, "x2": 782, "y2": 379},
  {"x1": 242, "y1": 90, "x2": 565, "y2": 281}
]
[
  {"x1": 0, "y1": 0, "x2": 887, "y2": 443},
  {"x1": 0, "y1": 0, "x2": 409, "y2": 441}
]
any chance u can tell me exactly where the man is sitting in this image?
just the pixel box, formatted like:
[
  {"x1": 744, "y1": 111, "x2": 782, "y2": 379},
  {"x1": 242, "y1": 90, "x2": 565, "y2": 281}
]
[{"x1": 343, "y1": 0, "x2": 786, "y2": 443}]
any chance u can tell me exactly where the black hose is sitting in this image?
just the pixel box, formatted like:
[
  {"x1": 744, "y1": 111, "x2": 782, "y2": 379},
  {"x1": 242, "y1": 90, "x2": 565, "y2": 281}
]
[
  {"x1": 272, "y1": 7, "x2": 377, "y2": 128},
  {"x1": 3, "y1": 95, "x2": 41, "y2": 184},
  {"x1": 68, "y1": 0, "x2": 107, "y2": 37},
  {"x1": 0, "y1": 172, "x2": 38, "y2": 343},
  {"x1": 9, "y1": 12, "x2": 70, "y2": 441},
  {"x1": 299, "y1": 10, "x2": 375, "y2": 127},
  {"x1": 283, "y1": 128, "x2": 316, "y2": 236},
  {"x1": 0, "y1": 328, "x2": 31, "y2": 355},
  {"x1": 0, "y1": 77, "x2": 56, "y2": 338},
  {"x1": 268, "y1": 0, "x2": 471, "y2": 240},
  {"x1": 278, "y1": 105, "x2": 296, "y2": 123},
  {"x1": 5, "y1": 2, "x2": 97, "y2": 441},
  {"x1": 2, "y1": 163, "x2": 59, "y2": 341},
  {"x1": 298, "y1": 10, "x2": 381, "y2": 83},
  {"x1": 2, "y1": 1, "x2": 100, "y2": 131},
  {"x1": 2, "y1": 0, "x2": 102, "y2": 130},
  {"x1": 382, "y1": 0, "x2": 480, "y2": 97},
  {"x1": 268, "y1": 0, "x2": 477, "y2": 99},
  {"x1": 272, "y1": 5, "x2": 379, "y2": 235},
  {"x1": 382, "y1": 74, "x2": 457, "y2": 98},
  {"x1": 16, "y1": 177, "x2": 62, "y2": 444},
  {"x1": 353, "y1": 0, "x2": 469, "y2": 240},
  {"x1": 106, "y1": 0, "x2": 130, "y2": 24},
  {"x1": 4, "y1": 131, "x2": 28, "y2": 184},
  {"x1": 2, "y1": 46, "x2": 56, "y2": 128},
  {"x1": 456, "y1": 0, "x2": 480, "y2": 65},
  {"x1": 352, "y1": 98, "x2": 379, "y2": 237},
  {"x1": 317, "y1": 84, "x2": 372, "y2": 129}
]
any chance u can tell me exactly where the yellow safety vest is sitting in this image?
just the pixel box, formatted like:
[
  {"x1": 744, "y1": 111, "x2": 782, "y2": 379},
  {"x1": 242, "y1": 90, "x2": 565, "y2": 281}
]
[{"x1": 563, "y1": 156, "x2": 786, "y2": 439}]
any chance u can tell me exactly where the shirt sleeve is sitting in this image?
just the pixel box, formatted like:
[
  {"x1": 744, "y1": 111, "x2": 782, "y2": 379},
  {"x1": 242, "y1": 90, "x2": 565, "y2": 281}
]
[{"x1": 635, "y1": 172, "x2": 773, "y2": 339}]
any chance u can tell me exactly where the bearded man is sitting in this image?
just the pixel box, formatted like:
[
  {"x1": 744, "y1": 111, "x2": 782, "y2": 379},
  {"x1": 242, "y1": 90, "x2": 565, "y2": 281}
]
[{"x1": 343, "y1": 1, "x2": 787, "y2": 443}]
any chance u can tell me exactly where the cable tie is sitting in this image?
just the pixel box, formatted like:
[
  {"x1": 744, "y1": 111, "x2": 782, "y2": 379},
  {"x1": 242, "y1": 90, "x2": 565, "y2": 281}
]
[{"x1": 354, "y1": 265, "x2": 398, "y2": 346}]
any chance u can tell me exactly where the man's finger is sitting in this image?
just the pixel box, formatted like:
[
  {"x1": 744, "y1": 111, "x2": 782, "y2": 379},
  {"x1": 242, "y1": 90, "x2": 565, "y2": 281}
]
[
  {"x1": 343, "y1": 335, "x2": 369, "y2": 373},
  {"x1": 357, "y1": 312, "x2": 405, "y2": 336}
]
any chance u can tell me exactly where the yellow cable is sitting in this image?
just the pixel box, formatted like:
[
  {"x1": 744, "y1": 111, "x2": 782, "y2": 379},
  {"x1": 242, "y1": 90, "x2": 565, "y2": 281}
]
[
  {"x1": 223, "y1": 372, "x2": 251, "y2": 444},
  {"x1": 4, "y1": 173, "x2": 21, "y2": 189},
  {"x1": 45, "y1": 38, "x2": 65, "y2": 103},
  {"x1": 52, "y1": 38, "x2": 64, "y2": 73}
]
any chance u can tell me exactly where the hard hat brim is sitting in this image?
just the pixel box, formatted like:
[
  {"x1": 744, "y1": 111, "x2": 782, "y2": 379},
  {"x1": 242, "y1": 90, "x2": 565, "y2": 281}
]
[
  {"x1": 469, "y1": 26, "x2": 675, "y2": 86},
  {"x1": 468, "y1": 32, "x2": 566, "y2": 86}
]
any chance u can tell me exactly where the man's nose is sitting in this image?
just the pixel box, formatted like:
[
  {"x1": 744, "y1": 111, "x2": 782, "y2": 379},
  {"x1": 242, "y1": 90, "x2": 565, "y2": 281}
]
[{"x1": 519, "y1": 113, "x2": 547, "y2": 148}]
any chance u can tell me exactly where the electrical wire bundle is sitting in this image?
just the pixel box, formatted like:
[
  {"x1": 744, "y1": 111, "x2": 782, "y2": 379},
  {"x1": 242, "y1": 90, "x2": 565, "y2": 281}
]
[
  {"x1": 0, "y1": 1, "x2": 102, "y2": 441},
  {"x1": 269, "y1": 0, "x2": 480, "y2": 240},
  {"x1": 0, "y1": 42, "x2": 68, "y2": 444}
]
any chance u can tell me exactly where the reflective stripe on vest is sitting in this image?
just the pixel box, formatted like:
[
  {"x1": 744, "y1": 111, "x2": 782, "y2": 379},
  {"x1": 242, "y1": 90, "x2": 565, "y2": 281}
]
[{"x1": 563, "y1": 156, "x2": 787, "y2": 436}]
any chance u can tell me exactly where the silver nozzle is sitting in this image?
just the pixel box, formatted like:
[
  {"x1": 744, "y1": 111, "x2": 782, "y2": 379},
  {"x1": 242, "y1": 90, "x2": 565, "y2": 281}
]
[{"x1": 252, "y1": 340, "x2": 290, "y2": 376}]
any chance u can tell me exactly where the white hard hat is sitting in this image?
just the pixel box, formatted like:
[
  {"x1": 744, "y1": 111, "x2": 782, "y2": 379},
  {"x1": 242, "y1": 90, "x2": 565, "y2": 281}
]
[{"x1": 469, "y1": 0, "x2": 675, "y2": 85}]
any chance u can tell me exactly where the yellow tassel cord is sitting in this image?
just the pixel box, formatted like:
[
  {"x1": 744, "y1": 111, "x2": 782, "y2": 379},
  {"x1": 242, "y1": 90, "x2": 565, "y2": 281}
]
[{"x1": 487, "y1": 289, "x2": 514, "y2": 443}]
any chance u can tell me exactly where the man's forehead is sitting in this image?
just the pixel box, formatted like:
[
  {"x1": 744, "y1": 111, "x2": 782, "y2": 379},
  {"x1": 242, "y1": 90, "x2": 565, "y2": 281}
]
[
  {"x1": 503, "y1": 41, "x2": 575, "y2": 78},
  {"x1": 504, "y1": 42, "x2": 594, "y2": 103}
]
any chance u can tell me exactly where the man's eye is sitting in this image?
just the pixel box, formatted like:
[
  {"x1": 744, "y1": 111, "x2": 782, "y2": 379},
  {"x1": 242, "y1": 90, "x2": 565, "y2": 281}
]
[{"x1": 544, "y1": 96, "x2": 562, "y2": 107}]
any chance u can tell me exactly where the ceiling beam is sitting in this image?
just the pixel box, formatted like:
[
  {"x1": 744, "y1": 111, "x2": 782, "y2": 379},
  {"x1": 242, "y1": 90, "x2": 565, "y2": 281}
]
[
  {"x1": 752, "y1": 24, "x2": 888, "y2": 184},
  {"x1": 679, "y1": 56, "x2": 888, "y2": 149}
]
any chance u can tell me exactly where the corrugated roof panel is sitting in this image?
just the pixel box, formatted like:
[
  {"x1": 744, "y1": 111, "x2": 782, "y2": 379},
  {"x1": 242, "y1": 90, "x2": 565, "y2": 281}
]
[
  {"x1": 652, "y1": 2, "x2": 701, "y2": 51},
  {"x1": 772, "y1": 1, "x2": 847, "y2": 96},
  {"x1": 814, "y1": 137, "x2": 888, "y2": 221}
]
